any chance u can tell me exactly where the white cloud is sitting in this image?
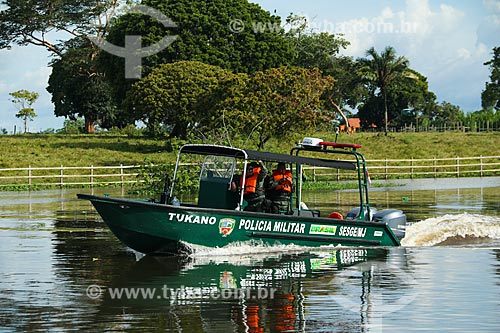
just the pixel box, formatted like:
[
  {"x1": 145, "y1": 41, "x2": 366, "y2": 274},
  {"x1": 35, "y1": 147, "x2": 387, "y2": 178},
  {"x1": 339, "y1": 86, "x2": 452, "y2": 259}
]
[
  {"x1": 324, "y1": 0, "x2": 489, "y2": 111},
  {"x1": 255, "y1": 0, "x2": 493, "y2": 112},
  {"x1": 439, "y1": 4, "x2": 465, "y2": 30},
  {"x1": 457, "y1": 48, "x2": 472, "y2": 60},
  {"x1": 381, "y1": 7, "x2": 395, "y2": 20},
  {"x1": 484, "y1": 0, "x2": 500, "y2": 13},
  {"x1": 477, "y1": 1, "x2": 500, "y2": 48}
]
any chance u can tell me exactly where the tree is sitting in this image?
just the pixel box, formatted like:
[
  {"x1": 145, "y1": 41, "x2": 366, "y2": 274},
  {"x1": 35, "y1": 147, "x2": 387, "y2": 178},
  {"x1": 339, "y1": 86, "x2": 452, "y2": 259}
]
[
  {"x1": 463, "y1": 108, "x2": 499, "y2": 131},
  {"x1": 358, "y1": 69, "x2": 437, "y2": 130},
  {"x1": 102, "y1": 0, "x2": 294, "y2": 105},
  {"x1": 285, "y1": 14, "x2": 349, "y2": 71},
  {"x1": 323, "y1": 56, "x2": 368, "y2": 129},
  {"x1": 9, "y1": 89, "x2": 39, "y2": 133},
  {"x1": 358, "y1": 46, "x2": 410, "y2": 135},
  {"x1": 283, "y1": 14, "x2": 359, "y2": 129},
  {"x1": 47, "y1": 40, "x2": 118, "y2": 134},
  {"x1": 56, "y1": 119, "x2": 86, "y2": 134},
  {"x1": 126, "y1": 60, "x2": 236, "y2": 138},
  {"x1": 436, "y1": 102, "x2": 463, "y2": 125},
  {"x1": 482, "y1": 46, "x2": 500, "y2": 111},
  {"x1": 1, "y1": 0, "x2": 129, "y2": 133},
  {"x1": 216, "y1": 66, "x2": 335, "y2": 149},
  {"x1": 0, "y1": 0, "x2": 125, "y2": 56},
  {"x1": 388, "y1": 69, "x2": 437, "y2": 129}
]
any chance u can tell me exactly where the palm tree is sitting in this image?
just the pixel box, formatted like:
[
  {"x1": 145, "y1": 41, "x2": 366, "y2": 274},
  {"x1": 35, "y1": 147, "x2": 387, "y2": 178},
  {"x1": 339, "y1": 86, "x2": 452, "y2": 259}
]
[{"x1": 360, "y1": 46, "x2": 409, "y2": 135}]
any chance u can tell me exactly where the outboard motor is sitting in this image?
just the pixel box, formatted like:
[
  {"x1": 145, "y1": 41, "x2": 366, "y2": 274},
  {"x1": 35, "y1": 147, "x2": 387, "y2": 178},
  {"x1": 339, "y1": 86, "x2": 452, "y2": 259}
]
[
  {"x1": 345, "y1": 207, "x2": 378, "y2": 221},
  {"x1": 372, "y1": 209, "x2": 406, "y2": 239},
  {"x1": 346, "y1": 207, "x2": 406, "y2": 240}
]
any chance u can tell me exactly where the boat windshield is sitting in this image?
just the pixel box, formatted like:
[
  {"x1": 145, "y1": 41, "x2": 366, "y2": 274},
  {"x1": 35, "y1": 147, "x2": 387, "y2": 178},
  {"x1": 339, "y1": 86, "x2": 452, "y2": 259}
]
[{"x1": 200, "y1": 155, "x2": 236, "y2": 180}]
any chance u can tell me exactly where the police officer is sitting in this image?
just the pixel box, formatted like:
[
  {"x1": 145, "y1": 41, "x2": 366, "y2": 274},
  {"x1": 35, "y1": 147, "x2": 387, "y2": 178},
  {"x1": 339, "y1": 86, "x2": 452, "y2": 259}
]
[
  {"x1": 239, "y1": 161, "x2": 268, "y2": 212},
  {"x1": 267, "y1": 162, "x2": 293, "y2": 214}
]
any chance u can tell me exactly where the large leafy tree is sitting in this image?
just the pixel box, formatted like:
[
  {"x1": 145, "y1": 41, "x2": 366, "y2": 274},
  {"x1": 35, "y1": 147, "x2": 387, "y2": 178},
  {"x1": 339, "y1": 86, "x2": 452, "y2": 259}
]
[
  {"x1": 9, "y1": 89, "x2": 39, "y2": 133},
  {"x1": 102, "y1": 0, "x2": 294, "y2": 104},
  {"x1": 482, "y1": 46, "x2": 500, "y2": 111},
  {"x1": 285, "y1": 14, "x2": 349, "y2": 71},
  {"x1": 0, "y1": 0, "x2": 125, "y2": 56},
  {"x1": 435, "y1": 102, "x2": 463, "y2": 125},
  {"x1": 0, "y1": 0, "x2": 129, "y2": 133},
  {"x1": 388, "y1": 69, "x2": 437, "y2": 128},
  {"x1": 216, "y1": 66, "x2": 335, "y2": 149},
  {"x1": 358, "y1": 46, "x2": 410, "y2": 135},
  {"x1": 358, "y1": 69, "x2": 438, "y2": 130},
  {"x1": 284, "y1": 14, "x2": 360, "y2": 127},
  {"x1": 126, "y1": 60, "x2": 236, "y2": 138},
  {"x1": 47, "y1": 41, "x2": 117, "y2": 133},
  {"x1": 323, "y1": 56, "x2": 368, "y2": 128}
]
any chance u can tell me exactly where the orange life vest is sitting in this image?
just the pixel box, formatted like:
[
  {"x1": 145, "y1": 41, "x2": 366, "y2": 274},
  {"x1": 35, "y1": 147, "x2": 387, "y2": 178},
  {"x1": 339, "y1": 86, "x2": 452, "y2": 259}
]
[
  {"x1": 240, "y1": 167, "x2": 261, "y2": 195},
  {"x1": 272, "y1": 170, "x2": 293, "y2": 193}
]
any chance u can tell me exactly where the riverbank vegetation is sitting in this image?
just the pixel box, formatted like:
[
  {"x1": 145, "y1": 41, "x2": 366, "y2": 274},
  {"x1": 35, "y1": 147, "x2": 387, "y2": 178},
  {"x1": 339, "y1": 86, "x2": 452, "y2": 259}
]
[
  {"x1": 2, "y1": 131, "x2": 500, "y2": 169},
  {"x1": 1, "y1": 1, "x2": 498, "y2": 148}
]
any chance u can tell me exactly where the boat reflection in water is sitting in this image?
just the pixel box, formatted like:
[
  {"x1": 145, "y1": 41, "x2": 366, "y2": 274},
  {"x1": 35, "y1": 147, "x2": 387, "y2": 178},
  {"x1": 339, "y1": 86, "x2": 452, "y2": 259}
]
[{"x1": 95, "y1": 246, "x2": 411, "y2": 332}]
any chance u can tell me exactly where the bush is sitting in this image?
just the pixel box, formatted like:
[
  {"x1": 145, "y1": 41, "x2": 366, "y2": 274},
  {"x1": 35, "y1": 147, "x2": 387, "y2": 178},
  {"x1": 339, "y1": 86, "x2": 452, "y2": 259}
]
[
  {"x1": 57, "y1": 119, "x2": 85, "y2": 134},
  {"x1": 107, "y1": 124, "x2": 145, "y2": 137}
]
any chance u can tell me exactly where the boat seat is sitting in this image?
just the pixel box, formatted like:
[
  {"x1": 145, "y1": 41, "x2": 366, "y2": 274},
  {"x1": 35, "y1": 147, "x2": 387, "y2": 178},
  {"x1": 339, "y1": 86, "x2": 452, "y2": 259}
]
[
  {"x1": 198, "y1": 177, "x2": 239, "y2": 210},
  {"x1": 292, "y1": 209, "x2": 320, "y2": 217}
]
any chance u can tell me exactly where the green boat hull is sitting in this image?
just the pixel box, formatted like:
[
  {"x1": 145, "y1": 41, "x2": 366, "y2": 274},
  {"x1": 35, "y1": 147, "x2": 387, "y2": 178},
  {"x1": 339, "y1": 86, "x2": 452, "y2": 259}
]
[{"x1": 79, "y1": 194, "x2": 401, "y2": 254}]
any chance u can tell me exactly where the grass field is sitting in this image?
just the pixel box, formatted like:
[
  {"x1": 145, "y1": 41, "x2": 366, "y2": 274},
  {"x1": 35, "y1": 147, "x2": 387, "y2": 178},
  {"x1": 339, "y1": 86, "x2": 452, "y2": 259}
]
[{"x1": 1, "y1": 131, "x2": 500, "y2": 168}]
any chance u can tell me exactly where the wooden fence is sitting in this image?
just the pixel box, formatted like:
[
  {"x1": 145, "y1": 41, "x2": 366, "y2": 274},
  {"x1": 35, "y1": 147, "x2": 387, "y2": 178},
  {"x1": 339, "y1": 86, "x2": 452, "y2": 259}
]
[
  {"x1": 299, "y1": 155, "x2": 500, "y2": 181},
  {"x1": 0, "y1": 165, "x2": 141, "y2": 189},
  {"x1": 0, "y1": 155, "x2": 499, "y2": 189}
]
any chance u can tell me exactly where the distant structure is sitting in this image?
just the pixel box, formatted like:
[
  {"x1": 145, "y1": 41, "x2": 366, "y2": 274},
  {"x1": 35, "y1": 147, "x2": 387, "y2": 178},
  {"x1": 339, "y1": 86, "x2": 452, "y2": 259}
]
[{"x1": 339, "y1": 118, "x2": 361, "y2": 134}]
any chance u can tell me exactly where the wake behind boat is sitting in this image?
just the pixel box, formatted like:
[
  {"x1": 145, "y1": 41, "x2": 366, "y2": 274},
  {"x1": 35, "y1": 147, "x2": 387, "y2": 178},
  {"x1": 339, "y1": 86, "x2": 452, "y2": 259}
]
[{"x1": 78, "y1": 138, "x2": 406, "y2": 254}]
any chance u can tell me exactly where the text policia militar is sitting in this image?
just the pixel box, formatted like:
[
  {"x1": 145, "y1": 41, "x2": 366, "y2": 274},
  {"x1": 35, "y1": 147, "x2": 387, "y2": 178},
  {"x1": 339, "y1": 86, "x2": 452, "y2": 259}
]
[
  {"x1": 167, "y1": 212, "x2": 369, "y2": 238},
  {"x1": 168, "y1": 212, "x2": 306, "y2": 233}
]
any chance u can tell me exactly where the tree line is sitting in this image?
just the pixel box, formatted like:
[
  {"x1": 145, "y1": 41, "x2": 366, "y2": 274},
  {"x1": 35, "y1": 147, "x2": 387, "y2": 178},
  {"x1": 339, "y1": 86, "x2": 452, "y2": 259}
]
[{"x1": 1, "y1": 0, "x2": 499, "y2": 147}]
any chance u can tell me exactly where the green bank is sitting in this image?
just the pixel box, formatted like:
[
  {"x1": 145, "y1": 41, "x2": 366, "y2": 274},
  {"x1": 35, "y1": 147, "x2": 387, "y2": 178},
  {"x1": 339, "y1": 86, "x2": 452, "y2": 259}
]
[
  {"x1": 1, "y1": 132, "x2": 500, "y2": 168},
  {"x1": 1, "y1": 131, "x2": 500, "y2": 191}
]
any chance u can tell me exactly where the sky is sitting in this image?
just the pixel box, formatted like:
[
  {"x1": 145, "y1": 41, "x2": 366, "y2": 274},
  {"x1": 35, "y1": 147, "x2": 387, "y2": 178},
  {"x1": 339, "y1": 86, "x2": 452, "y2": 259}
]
[{"x1": 0, "y1": 0, "x2": 499, "y2": 133}]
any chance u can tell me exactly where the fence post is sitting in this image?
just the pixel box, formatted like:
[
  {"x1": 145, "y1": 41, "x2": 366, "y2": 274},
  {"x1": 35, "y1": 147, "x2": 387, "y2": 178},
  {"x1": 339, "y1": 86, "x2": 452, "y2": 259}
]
[
  {"x1": 120, "y1": 164, "x2": 124, "y2": 186},
  {"x1": 60, "y1": 165, "x2": 64, "y2": 188},
  {"x1": 434, "y1": 158, "x2": 437, "y2": 178},
  {"x1": 456, "y1": 157, "x2": 459, "y2": 177},
  {"x1": 90, "y1": 165, "x2": 94, "y2": 186},
  {"x1": 480, "y1": 156, "x2": 483, "y2": 177},
  {"x1": 385, "y1": 159, "x2": 388, "y2": 180},
  {"x1": 411, "y1": 158, "x2": 414, "y2": 179},
  {"x1": 28, "y1": 165, "x2": 32, "y2": 188}
]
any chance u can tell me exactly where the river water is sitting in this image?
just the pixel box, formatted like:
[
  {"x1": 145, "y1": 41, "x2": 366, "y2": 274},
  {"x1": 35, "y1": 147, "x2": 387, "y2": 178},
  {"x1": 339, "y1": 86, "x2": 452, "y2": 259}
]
[{"x1": 1, "y1": 177, "x2": 499, "y2": 332}]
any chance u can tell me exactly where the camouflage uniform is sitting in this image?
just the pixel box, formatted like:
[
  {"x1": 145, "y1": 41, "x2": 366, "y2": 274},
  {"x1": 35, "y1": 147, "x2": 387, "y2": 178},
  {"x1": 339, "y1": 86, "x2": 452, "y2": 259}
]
[
  {"x1": 267, "y1": 164, "x2": 293, "y2": 214},
  {"x1": 242, "y1": 162, "x2": 268, "y2": 212}
]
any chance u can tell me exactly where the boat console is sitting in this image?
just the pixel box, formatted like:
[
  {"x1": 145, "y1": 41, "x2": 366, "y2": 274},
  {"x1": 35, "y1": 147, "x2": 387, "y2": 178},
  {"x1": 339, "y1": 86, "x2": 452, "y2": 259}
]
[{"x1": 297, "y1": 137, "x2": 407, "y2": 240}]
